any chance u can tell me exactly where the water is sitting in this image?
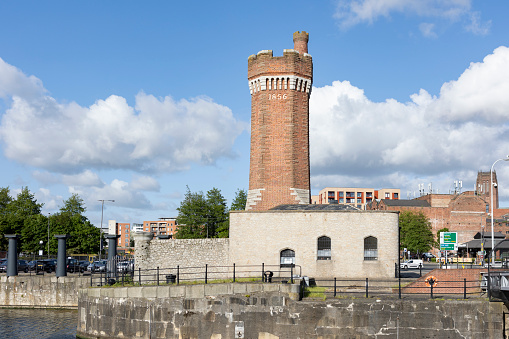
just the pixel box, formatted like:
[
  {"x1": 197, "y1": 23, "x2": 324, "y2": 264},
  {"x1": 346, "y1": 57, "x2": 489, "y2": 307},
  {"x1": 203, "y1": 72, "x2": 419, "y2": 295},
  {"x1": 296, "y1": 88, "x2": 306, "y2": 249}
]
[{"x1": 0, "y1": 308, "x2": 77, "y2": 339}]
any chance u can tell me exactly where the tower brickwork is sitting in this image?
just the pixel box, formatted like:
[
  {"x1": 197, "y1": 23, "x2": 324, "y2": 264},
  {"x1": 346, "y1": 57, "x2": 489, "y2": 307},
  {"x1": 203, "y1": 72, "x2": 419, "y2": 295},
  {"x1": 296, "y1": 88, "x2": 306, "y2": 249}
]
[
  {"x1": 476, "y1": 171, "x2": 499, "y2": 208},
  {"x1": 246, "y1": 31, "x2": 313, "y2": 211}
]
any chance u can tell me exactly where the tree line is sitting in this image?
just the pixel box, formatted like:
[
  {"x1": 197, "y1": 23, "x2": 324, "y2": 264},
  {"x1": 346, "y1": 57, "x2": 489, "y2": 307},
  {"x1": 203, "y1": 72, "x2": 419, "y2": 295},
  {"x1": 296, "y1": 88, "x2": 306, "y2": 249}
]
[
  {"x1": 0, "y1": 187, "x2": 100, "y2": 255},
  {"x1": 175, "y1": 187, "x2": 247, "y2": 239}
]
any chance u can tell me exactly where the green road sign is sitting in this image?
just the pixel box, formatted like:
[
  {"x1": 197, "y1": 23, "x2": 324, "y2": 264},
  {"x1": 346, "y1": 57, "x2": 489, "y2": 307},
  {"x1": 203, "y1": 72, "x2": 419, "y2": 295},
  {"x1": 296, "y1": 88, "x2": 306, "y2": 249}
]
[{"x1": 440, "y1": 243, "x2": 455, "y2": 250}]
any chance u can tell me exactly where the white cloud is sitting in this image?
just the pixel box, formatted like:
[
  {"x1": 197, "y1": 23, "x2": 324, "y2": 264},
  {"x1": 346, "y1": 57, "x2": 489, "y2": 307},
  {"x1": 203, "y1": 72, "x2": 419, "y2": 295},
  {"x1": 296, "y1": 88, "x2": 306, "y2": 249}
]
[
  {"x1": 465, "y1": 11, "x2": 491, "y2": 36},
  {"x1": 0, "y1": 61, "x2": 246, "y2": 175},
  {"x1": 62, "y1": 170, "x2": 104, "y2": 187},
  {"x1": 130, "y1": 175, "x2": 160, "y2": 192},
  {"x1": 419, "y1": 23, "x2": 437, "y2": 38},
  {"x1": 334, "y1": 0, "x2": 478, "y2": 34},
  {"x1": 310, "y1": 45, "x2": 509, "y2": 196}
]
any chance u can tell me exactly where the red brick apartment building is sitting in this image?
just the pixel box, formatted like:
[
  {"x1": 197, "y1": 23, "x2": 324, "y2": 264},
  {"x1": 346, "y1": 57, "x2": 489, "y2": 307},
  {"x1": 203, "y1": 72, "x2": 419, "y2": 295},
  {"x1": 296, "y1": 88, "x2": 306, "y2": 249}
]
[
  {"x1": 142, "y1": 218, "x2": 178, "y2": 238},
  {"x1": 108, "y1": 220, "x2": 131, "y2": 251},
  {"x1": 312, "y1": 187, "x2": 400, "y2": 210},
  {"x1": 367, "y1": 172, "x2": 509, "y2": 256}
]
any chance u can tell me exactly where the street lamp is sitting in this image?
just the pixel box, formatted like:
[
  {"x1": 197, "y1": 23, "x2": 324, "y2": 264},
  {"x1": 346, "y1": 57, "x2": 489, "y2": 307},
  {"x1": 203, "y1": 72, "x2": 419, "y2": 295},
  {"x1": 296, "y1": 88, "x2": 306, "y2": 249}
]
[
  {"x1": 47, "y1": 213, "x2": 50, "y2": 257},
  {"x1": 98, "y1": 199, "x2": 115, "y2": 260},
  {"x1": 490, "y1": 156, "x2": 509, "y2": 264}
]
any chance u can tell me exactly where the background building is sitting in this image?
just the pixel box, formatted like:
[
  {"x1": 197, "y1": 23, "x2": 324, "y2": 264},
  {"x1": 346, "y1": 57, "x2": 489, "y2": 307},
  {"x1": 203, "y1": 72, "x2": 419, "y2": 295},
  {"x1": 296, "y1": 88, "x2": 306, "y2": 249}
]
[
  {"x1": 108, "y1": 220, "x2": 131, "y2": 251},
  {"x1": 312, "y1": 187, "x2": 400, "y2": 210},
  {"x1": 142, "y1": 218, "x2": 178, "y2": 238}
]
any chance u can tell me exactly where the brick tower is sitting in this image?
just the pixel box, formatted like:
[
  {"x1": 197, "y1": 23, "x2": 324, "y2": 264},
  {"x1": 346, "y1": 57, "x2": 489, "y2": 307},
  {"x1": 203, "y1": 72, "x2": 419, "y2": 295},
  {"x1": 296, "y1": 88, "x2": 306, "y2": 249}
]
[
  {"x1": 245, "y1": 31, "x2": 313, "y2": 211},
  {"x1": 476, "y1": 171, "x2": 499, "y2": 208}
]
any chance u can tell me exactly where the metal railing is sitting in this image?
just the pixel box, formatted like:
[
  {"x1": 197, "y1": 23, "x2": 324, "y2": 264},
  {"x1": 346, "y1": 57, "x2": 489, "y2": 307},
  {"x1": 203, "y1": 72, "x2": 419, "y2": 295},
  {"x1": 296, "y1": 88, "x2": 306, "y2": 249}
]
[
  {"x1": 89, "y1": 263, "x2": 302, "y2": 287},
  {"x1": 311, "y1": 277, "x2": 482, "y2": 299}
]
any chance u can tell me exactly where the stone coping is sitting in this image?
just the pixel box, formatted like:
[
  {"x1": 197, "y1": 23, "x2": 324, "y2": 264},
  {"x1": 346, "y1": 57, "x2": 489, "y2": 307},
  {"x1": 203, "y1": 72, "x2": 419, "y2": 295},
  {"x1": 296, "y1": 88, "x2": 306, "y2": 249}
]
[{"x1": 80, "y1": 282, "x2": 301, "y2": 300}]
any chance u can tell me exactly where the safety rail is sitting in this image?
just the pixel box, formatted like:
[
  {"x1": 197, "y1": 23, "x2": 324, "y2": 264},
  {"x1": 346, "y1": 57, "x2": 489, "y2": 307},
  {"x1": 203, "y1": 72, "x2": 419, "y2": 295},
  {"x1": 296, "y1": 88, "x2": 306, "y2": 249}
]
[
  {"x1": 311, "y1": 277, "x2": 482, "y2": 299},
  {"x1": 89, "y1": 263, "x2": 302, "y2": 287}
]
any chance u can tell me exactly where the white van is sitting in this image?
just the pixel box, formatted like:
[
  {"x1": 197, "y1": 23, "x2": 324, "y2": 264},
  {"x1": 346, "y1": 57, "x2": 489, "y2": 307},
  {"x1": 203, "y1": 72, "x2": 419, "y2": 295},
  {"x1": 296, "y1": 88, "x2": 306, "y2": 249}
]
[{"x1": 400, "y1": 259, "x2": 423, "y2": 269}]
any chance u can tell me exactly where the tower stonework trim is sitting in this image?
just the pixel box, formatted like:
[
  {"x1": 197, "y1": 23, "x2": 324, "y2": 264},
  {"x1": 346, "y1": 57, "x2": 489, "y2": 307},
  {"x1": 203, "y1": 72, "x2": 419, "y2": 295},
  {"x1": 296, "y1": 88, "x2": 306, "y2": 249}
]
[{"x1": 246, "y1": 31, "x2": 312, "y2": 211}]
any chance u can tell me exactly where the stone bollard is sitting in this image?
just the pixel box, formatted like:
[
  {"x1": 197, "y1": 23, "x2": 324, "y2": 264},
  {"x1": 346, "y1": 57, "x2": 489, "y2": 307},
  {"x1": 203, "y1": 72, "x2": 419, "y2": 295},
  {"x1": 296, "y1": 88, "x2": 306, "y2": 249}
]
[
  {"x1": 55, "y1": 234, "x2": 70, "y2": 277},
  {"x1": 4, "y1": 234, "x2": 19, "y2": 277},
  {"x1": 133, "y1": 231, "x2": 154, "y2": 284}
]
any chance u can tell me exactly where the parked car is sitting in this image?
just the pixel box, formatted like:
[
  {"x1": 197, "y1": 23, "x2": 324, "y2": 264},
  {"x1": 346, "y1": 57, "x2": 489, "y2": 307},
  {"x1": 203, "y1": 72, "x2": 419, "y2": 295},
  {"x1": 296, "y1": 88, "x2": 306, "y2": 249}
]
[
  {"x1": 28, "y1": 260, "x2": 39, "y2": 271},
  {"x1": 116, "y1": 261, "x2": 133, "y2": 273},
  {"x1": 78, "y1": 261, "x2": 90, "y2": 273},
  {"x1": 66, "y1": 258, "x2": 80, "y2": 273},
  {"x1": 87, "y1": 260, "x2": 107, "y2": 273},
  {"x1": 37, "y1": 259, "x2": 57, "y2": 273},
  {"x1": 0, "y1": 259, "x2": 29, "y2": 273},
  {"x1": 400, "y1": 259, "x2": 423, "y2": 269}
]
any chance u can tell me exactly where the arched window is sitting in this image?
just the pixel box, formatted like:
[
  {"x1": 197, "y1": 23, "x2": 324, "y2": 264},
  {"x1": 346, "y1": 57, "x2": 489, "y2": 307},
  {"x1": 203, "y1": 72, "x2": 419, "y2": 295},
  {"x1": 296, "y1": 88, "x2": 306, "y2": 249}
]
[
  {"x1": 364, "y1": 236, "x2": 378, "y2": 261},
  {"x1": 317, "y1": 236, "x2": 331, "y2": 260},
  {"x1": 280, "y1": 249, "x2": 295, "y2": 267}
]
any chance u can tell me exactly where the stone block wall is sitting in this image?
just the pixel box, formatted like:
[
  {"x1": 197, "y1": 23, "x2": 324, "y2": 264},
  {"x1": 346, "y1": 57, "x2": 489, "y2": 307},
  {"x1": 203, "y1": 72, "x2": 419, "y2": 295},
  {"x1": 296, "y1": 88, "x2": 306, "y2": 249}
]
[
  {"x1": 77, "y1": 283, "x2": 506, "y2": 339},
  {"x1": 0, "y1": 275, "x2": 89, "y2": 307},
  {"x1": 134, "y1": 234, "x2": 230, "y2": 283}
]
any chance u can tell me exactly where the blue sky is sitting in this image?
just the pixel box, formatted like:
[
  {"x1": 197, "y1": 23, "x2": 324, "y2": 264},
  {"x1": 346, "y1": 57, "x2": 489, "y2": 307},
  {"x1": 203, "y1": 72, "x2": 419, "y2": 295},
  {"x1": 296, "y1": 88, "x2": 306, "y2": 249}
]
[{"x1": 1, "y1": 0, "x2": 509, "y2": 227}]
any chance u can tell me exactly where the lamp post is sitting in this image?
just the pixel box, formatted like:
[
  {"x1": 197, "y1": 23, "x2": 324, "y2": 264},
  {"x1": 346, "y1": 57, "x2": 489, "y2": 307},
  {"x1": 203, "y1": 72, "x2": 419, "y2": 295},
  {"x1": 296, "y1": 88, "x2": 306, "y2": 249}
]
[
  {"x1": 490, "y1": 156, "x2": 509, "y2": 265},
  {"x1": 47, "y1": 213, "x2": 50, "y2": 257},
  {"x1": 98, "y1": 199, "x2": 115, "y2": 260}
]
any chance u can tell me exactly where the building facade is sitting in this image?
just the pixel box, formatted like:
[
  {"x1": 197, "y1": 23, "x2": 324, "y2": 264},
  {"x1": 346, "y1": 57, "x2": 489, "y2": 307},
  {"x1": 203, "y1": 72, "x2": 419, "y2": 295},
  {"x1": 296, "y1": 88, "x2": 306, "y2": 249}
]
[
  {"x1": 142, "y1": 218, "x2": 178, "y2": 238},
  {"x1": 313, "y1": 187, "x2": 400, "y2": 210},
  {"x1": 108, "y1": 220, "x2": 131, "y2": 250},
  {"x1": 246, "y1": 31, "x2": 313, "y2": 211}
]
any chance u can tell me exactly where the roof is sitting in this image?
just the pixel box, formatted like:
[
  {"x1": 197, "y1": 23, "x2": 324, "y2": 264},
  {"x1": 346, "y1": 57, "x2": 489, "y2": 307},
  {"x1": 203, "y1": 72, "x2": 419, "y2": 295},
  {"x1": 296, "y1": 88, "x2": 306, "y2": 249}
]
[
  {"x1": 459, "y1": 238, "x2": 509, "y2": 250},
  {"x1": 473, "y1": 232, "x2": 505, "y2": 239},
  {"x1": 270, "y1": 204, "x2": 360, "y2": 211},
  {"x1": 381, "y1": 199, "x2": 430, "y2": 207}
]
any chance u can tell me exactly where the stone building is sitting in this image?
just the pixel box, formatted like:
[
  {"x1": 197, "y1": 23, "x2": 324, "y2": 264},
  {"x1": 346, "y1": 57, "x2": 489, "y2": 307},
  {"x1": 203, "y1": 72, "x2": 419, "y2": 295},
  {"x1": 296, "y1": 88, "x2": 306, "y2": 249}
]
[{"x1": 134, "y1": 32, "x2": 400, "y2": 280}]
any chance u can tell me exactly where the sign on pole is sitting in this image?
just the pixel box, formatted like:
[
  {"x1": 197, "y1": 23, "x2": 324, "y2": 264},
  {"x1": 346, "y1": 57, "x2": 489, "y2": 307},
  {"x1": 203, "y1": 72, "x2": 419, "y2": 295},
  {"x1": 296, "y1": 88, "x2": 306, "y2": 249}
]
[{"x1": 440, "y1": 232, "x2": 458, "y2": 251}]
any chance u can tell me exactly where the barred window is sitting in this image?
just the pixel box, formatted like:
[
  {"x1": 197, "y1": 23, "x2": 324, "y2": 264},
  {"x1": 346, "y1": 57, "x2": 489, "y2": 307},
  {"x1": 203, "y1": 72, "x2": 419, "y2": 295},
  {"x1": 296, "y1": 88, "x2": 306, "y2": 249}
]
[
  {"x1": 280, "y1": 249, "x2": 295, "y2": 267},
  {"x1": 364, "y1": 236, "x2": 378, "y2": 261},
  {"x1": 317, "y1": 236, "x2": 331, "y2": 260}
]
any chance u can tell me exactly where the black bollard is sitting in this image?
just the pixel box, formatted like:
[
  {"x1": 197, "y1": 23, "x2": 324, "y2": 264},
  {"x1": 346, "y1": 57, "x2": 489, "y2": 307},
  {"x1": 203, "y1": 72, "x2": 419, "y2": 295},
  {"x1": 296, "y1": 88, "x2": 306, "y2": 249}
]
[
  {"x1": 105, "y1": 234, "x2": 120, "y2": 279},
  {"x1": 4, "y1": 235, "x2": 19, "y2": 277},
  {"x1": 55, "y1": 234, "x2": 70, "y2": 277}
]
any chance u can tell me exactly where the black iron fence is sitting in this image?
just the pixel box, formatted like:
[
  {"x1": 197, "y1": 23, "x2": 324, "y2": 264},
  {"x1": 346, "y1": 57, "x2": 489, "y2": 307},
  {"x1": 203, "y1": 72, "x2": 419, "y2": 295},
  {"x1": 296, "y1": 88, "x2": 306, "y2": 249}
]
[
  {"x1": 89, "y1": 263, "x2": 302, "y2": 287},
  {"x1": 311, "y1": 277, "x2": 482, "y2": 299}
]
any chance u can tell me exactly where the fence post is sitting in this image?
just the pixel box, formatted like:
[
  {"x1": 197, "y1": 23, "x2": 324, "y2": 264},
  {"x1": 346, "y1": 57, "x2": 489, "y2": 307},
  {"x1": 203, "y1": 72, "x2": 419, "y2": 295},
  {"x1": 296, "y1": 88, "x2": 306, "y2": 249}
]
[
  {"x1": 90, "y1": 272, "x2": 93, "y2": 287},
  {"x1": 290, "y1": 265, "x2": 294, "y2": 284},
  {"x1": 262, "y1": 263, "x2": 265, "y2": 282},
  {"x1": 464, "y1": 278, "x2": 467, "y2": 299},
  {"x1": 334, "y1": 277, "x2": 337, "y2": 297},
  {"x1": 430, "y1": 284, "x2": 434, "y2": 299},
  {"x1": 233, "y1": 263, "x2": 236, "y2": 283},
  {"x1": 365, "y1": 278, "x2": 369, "y2": 298},
  {"x1": 205, "y1": 264, "x2": 208, "y2": 284},
  {"x1": 138, "y1": 267, "x2": 141, "y2": 286},
  {"x1": 177, "y1": 265, "x2": 180, "y2": 285},
  {"x1": 157, "y1": 267, "x2": 159, "y2": 286}
]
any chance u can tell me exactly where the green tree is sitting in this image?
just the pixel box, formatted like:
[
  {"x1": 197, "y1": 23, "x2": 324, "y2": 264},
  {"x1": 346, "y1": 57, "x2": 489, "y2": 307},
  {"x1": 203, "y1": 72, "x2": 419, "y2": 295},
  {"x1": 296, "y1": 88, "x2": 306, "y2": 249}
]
[
  {"x1": 176, "y1": 187, "x2": 208, "y2": 239},
  {"x1": 230, "y1": 189, "x2": 247, "y2": 211},
  {"x1": 206, "y1": 187, "x2": 229, "y2": 238},
  {"x1": 176, "y1": 186, "x2": 230, "y2": 239},
  {"x1": 1, "y1": 187, "x2": 43, "y2": 252},
  {"x1": 435, "y1": 227, "x2": 449, "y2": 248},
  {"x1": 48, "y1": 194, "x2": 101, "y2": 254},
  {"x1": 399, "y1": 211, "x2": 434, "y2": 255},
  {"x1": 0, "y1": 187, "x2": 13, "y2": 250}
]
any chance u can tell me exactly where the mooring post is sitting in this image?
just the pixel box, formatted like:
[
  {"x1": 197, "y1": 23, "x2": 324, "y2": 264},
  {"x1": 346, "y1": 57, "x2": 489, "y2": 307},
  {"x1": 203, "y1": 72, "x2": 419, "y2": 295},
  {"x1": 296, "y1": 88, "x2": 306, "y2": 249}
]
[{"x1": 4, "y1": 235, "x2": 19, "y2": 277}]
